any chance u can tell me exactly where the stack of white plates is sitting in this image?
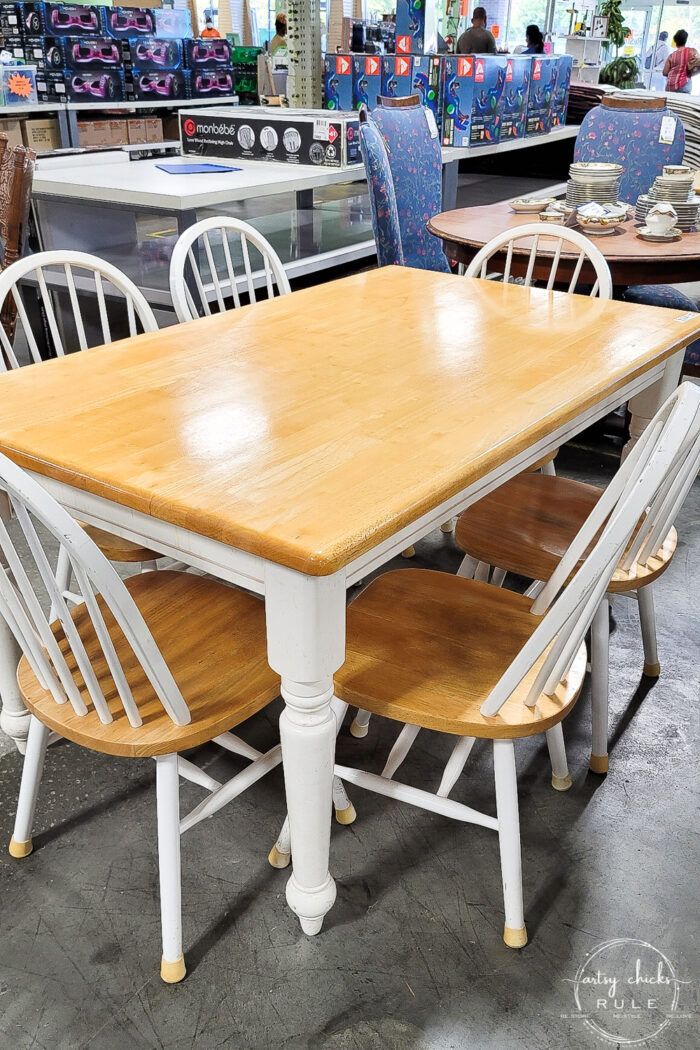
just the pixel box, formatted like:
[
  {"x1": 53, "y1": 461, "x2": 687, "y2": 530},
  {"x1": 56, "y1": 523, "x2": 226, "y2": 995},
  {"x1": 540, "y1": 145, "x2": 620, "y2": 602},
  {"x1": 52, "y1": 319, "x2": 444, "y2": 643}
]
[
  {"x1": 566, "y1": 178, "x2": 621, "y2": 206},
  {"x1": 569, "y1": 161, "x2": 624, "y2": 181},
  {"x1": 635, "y1": 193, "x2": 700, "y2": 231},
  {"x1": 649, "y1": 175, "x2": 695, "y2": 202}
]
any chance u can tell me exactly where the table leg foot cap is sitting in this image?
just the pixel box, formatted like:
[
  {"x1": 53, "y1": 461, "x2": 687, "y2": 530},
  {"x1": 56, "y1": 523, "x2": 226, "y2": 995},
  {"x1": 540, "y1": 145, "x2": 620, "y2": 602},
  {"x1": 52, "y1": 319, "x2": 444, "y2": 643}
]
[
  {"x1": 350, "y1": 719, "x2": 369, "y2": 738},
  {"x1": 335, "y1": 803, "x2": 356, "y2": 826},
  {"x1": 9, "y1": 837, "x2": 32, "y2": 858},
  {"x1": 300, "y1": 916, "x2": 323, "y2": 936},
  {"x1": 268, "y1": 845, "x2": 291, "y2": 869},
  {"x1": 503, "y1": 925, "x2": 528, "y2": 949},
  {"x1": 160, "y1": 956, "x2": 186, "y2": 984},
  {"x1": 643, "y1": 661, "x2": 660, "y2": 678},
  {"x1": 589, "y1": 753, "x2": 609, "y2": 775},
  {"x1": 551, "y1": 772, "x2": 572, "y2": 792}
]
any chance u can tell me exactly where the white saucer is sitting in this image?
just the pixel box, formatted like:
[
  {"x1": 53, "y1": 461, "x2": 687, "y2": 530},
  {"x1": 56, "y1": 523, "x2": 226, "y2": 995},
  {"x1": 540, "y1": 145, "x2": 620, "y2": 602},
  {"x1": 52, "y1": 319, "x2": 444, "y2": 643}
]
[
  {"x1": 636, "y1": 226, "x2": 682, "y2": 242},
  {"x1": 510, "y1": 198, "x2": 555, "y2": 213}
]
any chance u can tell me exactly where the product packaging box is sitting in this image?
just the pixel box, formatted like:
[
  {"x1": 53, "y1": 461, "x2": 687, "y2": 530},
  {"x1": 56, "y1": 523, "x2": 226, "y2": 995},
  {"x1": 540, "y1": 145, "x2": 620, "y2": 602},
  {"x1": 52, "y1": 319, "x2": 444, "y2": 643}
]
[
  {"x1": 22, "y1": 115, "x2": 61, "y2": 150},
  {"x1": 0, "y1": 2, "x2": 21, "y2": 33},
  {"x1": 59, "y1": 35, "x2": 125, "y2": 70},
  {"x1": 413, "y1": 54, "x2": 443, "y2": 127},
  {"x1": 526, "y1": 54, "x2": 557, "y2": 135},
  {"x1": 381, "y1": 54, "x2": 413, "y2": 98},
  {"x1": 442, "y1": 54, "x2": 506, "y2": 146},
  {"x1": 63, "y1": 68, "x2": 126, "y2": 101},
  {"x1": 498, "y1": 55, "x2": 531, "y2": 141},
  {"x1": 323, "y1": 53, "x2": 353, "y2": 111},
  {"x1": 551, "y1": 54, "x2": 572, "y2": 127},
  {"x1": 34, "y1": 67, "x2": 65, "y2": 100},
  {"x1": 127, "y1": 67, "x2": 188, "y2": 101},
  {"x1": 23, "y1": 36, "x2": 59, "y2": 69},
  {"x1": 103, "y1": 6, "x2": 156, "y2": 38},
  {"x1": 352, "y1": 53, "x2": 381, "y2": 109},
  {"x1": 124, "y1": 37, "x2": 183, "y2": 71},
  {"x1": 189, "y1": 68, "x2": 234, "y2": 98},
  {"x1": 77, "y1": 118, "x2": 112, "y2": 146},
  {"x1": 180, "y1": 106, "x2": 362, "y2": 168},
  {"x1": 22, "y1": 3, "x2": 103, "y2": 36},
  {"x1": 154, "y1": 7, "x2": 191, "y2": 40},
  {"x1": 109, "y1": 117, "x2": 128, "y2": 145},
  {"x1": 0, "y1": 116, "x2": 24, "y2": 148},
  {"x1": 127, "y1": 116, "x2": 146, "y2": 143},
  {"x1": 144, "y1": 115, "x2": 162, "y2": 141},
  {"x1": 1, "y1": 63, "x2": 37, "y2": 104},
  {"x1": 3, "y1": 33, "x2": 26, "y2": 60},
  {"x1": 395, "y1": 0, "x2": 437, "y2": 55},
  {"x1": 184, "y1": 37, "x2": 233, "y2": 69}
]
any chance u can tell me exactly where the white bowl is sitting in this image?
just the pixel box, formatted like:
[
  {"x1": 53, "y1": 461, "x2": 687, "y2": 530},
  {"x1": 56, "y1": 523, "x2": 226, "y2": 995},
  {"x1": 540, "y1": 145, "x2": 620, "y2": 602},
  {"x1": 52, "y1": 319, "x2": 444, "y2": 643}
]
[{"x1": 510, "y1": 197, "x2": 556, "y2": 213}]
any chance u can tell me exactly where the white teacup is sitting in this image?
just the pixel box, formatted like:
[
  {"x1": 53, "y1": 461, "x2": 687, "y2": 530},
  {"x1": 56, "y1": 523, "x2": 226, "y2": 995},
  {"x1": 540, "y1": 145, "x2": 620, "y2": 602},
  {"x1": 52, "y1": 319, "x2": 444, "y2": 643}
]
[{"x1": 646, "y1": 204, "x2": 677, "y2": 235}]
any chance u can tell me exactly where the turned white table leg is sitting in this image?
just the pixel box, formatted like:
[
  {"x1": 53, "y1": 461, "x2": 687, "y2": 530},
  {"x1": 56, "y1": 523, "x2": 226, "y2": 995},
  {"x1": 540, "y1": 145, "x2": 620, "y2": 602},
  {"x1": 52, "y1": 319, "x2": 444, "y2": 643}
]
[
  {"x1": 0, "y1": 588, "x2": 28, "y2": 753},
  {"x1": 624, "y1": 349, "x2": 684, "y2": 460},
  {"x1": 265, "y1": 564, "x2": 346, "y2": 935}
]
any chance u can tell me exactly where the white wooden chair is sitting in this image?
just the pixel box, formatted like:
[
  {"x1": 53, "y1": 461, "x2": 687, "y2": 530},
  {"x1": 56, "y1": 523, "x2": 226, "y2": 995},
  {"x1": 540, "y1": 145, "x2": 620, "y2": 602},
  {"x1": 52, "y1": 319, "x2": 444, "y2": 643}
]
[
  {"x1": 0, "y1": 250, "x2": 162, "y2": 570},
  {"x1": 169, "y1": 216, "x2": 291, "y2": 323},
  {"x1": 310, "y1": 384, "x2": 700, "y2": 949},
  {"x1": 0, "y1": 450, "x2": 286, "y2": 983}
]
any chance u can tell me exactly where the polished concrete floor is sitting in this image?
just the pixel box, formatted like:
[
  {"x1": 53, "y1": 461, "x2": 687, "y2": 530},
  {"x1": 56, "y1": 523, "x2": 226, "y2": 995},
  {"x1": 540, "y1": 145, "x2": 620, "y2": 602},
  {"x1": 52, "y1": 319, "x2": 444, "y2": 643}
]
[{"x1": 0, "y1": 440, "x2": 697, "y2": 1050}]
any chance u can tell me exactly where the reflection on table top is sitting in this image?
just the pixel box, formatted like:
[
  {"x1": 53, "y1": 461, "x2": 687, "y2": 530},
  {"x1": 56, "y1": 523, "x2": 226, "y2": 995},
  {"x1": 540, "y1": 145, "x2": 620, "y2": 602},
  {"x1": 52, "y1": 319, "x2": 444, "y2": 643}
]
[{"x1": 0, "y1": 266, "x2": 697, "y2": 575}]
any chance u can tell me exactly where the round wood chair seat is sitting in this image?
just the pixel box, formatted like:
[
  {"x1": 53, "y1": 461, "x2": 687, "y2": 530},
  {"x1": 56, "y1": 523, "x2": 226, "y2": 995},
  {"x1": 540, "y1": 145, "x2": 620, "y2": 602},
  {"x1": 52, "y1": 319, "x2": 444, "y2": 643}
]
[
  {"x1": 79, "y1": 522, "x2": 161, "y2": 564},
  {"x1": 455, "y1": 473, "x2": 676, "y2": 592},
  {"x1": 18, "y1": 570, "x2": 280, "y2": 757},
  {"x1": 334, "y1": 570, "x2": 585, "y2": 739}
]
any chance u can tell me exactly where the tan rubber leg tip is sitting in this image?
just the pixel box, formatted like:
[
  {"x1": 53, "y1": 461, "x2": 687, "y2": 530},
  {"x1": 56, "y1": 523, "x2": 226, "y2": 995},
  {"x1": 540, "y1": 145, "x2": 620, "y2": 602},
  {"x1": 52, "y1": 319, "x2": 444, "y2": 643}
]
[
  {"x1": 440, "y1": 520, "x2": 455, "y2": 533},
  {"x1": 9, "y1": 837, "x2": 33, "y2": 858},
  {"x1": 589, "y1": 753, "x2": 609, "y2": 775},
  {"x1": 503, "y1": 924, "x2": 528, "y2": 949},
  {"x1": 268, "y1": 844, "x2": 291, "y2": 869},
  {"x1": 551, "y1": 773, "x2": 572, "y2": 792},
  {"x1": 160, "y1": 955, "x2": 186, "y2": 984},
  {"x1": 401, "y1": 546, "x2": 416, "y2": 559},
  {"x1": 643, "y1": 661, "x2": 660, "y2": 678},
  {"x1": 335, "y1": 803, "x2": 357, "y2": 826},
  {"x1": 349, "y1": 719, "x2": 369, "y2": 739}
]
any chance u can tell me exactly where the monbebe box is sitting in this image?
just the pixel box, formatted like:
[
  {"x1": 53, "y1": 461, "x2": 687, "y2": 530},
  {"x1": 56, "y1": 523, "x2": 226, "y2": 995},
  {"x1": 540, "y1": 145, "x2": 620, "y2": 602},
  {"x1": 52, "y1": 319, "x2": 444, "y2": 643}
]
[
  {"x1": 127, "y1": 67, "x2": 188, "y2": 101},
  {"x1": 498, "y1": 55, "x2": 531, "y2": 141},
  {"x1": 189, "y1": 67, "x2": 234, "y2": 98},
  {"x1": 63, "y1": 68, "x2": 126, "y2": 101},
  {"x1": 395, "y1": 0, "x2": 437, "y2": 55},
  {"x1": 323, "y1": 54, "x2": 353, "y2": 111},
  {"x1": 124, "y1": 37, "x2": 183, "y2": 71},
  {"x1": 352, "y1": 53, "x2": 381, "y2": 110},
  {"x1": 526, "y1": 54, "x2": 557, "y2": 135},
  {"x1": 413, "y1": 54, "x2": 443, "y2": 128},
  {"x1": 103, "y1": 6, "x2": 156, "y2": 38},
  {"x1": 551, "y1": 54, "x2": 572, "y2": 127},
  {"x1": 180, "y1": 107, "x2": 362, "y2": 168},
  {"x1": 22, "y1": 3, "x2": 103, "y2": 36},
  {"x1": 184, "y1": 37, "x2": 233, "y2": 69},
  {"x1": 442, "y1": 55, "x2": 506, "y2": 147},
  {"x1": 380, "y1": 54, "x2": 413, "y2": 98}
]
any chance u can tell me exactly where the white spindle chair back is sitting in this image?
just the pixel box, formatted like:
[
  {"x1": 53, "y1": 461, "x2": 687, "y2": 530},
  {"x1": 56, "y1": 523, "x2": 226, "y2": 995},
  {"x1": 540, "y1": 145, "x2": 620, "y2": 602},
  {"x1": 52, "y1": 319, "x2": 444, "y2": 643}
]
[
  {"x1": 478, "y1": 382, "x2": 700, "y2": 718},
  {"x1": 0, "y1": 452, "x2": 191, "y2": 729},
  {"x1": 169, "y1": 216, "x2": 292, "y2": 323},
  {"x1": 0, "y1": 250, "x2": 158, "y2": 369},
  {"x1": 465, "y1": 223, "x2": 613, "y2": 299}
]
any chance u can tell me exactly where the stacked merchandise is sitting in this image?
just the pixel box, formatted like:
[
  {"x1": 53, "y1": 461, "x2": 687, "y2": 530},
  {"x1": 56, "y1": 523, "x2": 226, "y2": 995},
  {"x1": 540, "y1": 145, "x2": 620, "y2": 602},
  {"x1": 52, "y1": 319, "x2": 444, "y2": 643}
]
[
  {"x1": 229, "y1": 44, "x2": 261, "y2": 106},
  {"x1": 566, "y1": 160, "x2": 623, "y2": 207},
  {"x1": 636, "y1": 170, "x2": 700, "y2": 231},
  {"x1": 566, "y1": 82, "x2": 607, "y2": 125}
]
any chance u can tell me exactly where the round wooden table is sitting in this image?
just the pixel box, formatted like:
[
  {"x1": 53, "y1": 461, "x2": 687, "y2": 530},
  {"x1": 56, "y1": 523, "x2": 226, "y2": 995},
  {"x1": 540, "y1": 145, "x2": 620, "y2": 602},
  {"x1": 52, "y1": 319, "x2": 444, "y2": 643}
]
[{"x1": 428, "y1": 201, "x2": 700, "y2": 287}]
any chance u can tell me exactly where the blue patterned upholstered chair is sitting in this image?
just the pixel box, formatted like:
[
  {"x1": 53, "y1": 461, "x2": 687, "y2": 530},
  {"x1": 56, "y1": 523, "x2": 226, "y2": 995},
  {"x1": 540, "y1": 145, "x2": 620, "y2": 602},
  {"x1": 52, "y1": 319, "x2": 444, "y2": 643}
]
[
  {"x1": 359, "y1": 97, "x2": 450, "y2": 272},
  {"x1": 574, "y1": 97, "x2": 685, "y2": 204},
  {"x1": 622, "y1": 285, "x2": 700, "y2": 375}
]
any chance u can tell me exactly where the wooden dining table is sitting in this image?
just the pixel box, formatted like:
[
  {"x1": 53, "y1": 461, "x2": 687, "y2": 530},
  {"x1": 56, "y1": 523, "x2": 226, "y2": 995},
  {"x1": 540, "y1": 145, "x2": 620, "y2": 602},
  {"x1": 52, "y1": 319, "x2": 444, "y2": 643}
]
[
  {"x1": 428, "y1": 201, "x2": 700, "y2": 286},
  {"x1": 0, "y1": 265, "x2": 698, "y2": 935}
]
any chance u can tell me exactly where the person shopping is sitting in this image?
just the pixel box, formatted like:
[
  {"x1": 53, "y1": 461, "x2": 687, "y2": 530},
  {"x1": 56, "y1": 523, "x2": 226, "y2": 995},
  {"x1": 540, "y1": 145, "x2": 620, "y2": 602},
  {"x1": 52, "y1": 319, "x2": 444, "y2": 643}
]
[
  {"x1": 523, "y1": 24, "x2": 544, "y2": 54},
  {"x1": 457, "y1": 6, "x2": 497, "y2": 55},
  {"x1": 663, "y1": 30, "x2": 699, "y2": 93}
]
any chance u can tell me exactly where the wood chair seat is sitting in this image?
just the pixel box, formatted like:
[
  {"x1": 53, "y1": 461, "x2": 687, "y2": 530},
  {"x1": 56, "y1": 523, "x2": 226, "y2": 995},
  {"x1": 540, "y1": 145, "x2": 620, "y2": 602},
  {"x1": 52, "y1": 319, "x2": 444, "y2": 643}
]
[
  {"x1": 79, "y1": 522, "x2": 160, "y2": 564},
  {"x1": 18, "y1": 570, "x2": 280, "y2": 757},
  {"x1": 334, "y1": 570, "x2": 585, "y2": 739},
  {"x1": 455, "y1": 473, "x2": 676, "y2": 592}
]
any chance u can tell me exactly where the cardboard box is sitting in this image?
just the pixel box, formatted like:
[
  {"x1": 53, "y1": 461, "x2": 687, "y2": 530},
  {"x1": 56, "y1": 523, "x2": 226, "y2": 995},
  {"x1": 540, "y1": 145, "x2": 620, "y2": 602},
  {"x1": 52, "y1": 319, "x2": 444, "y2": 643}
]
[
  {"x1": 126, "y1": 67, "x2": 188, "y2": 100},
  {"x1": 180, "y1": 107, "x2": 362, "y2": 168},
  {"x1": 352, "y1": 53, "x2": 381, "y2": 110},
  {"x1": 184, "y1": 37, "x2": 233, "y2": 69},
  {"x1": 323, "y1": 54, "x2": 353, "y2": 112},
  {"x1": 189, "y1": 67, "x2": 233, "y2": 98},
  {"x1": 3, "y1": 33, "x2": 26, "y2": 61},
  {"x1": 123, "y1": 36, "x2": 182, "y2": 70},
  {"x1": 144, "y1": 115, "x2": 162, "y2": 141},
  {"x1": 396, "y1": 0, "x2": 437, "y2": 55},
  {"x1": 63, "y1": 68, "x2": 126, "y2": 101},
  {"x1": 551, "y1": 54, "x2": 572, "y2": 127},
  {"x1": 0, "y1": 3, "x2": 22, "y2": 33},
  {"x1": 77, "y1": 119, "x2": 114, "y2": 147},
  {"x1": 413, "y1": 54, "x2": 443, "y2": 127},
  {"x1": 103, "y1": 6, "x2": 156, "y2": 38},
  {"x1": 498, "y1": 55, "x2": 531, "y2": 142},
  {"x1": 109, "y1": 118, "x2": 129, "y2": 144},
  {"x1": 441, "y1": 54, "x2": 506, "y2": 147},
  {"x1": 127, "y1": 116, "x2": 147, "y2": 143},
  {"x1": 0, "y1": 116, "x2": 24, "y2": 148},
  {"x1": 381, "y1": 54, "x2": 413, "y2": 99},
  {"x1": 526, "y1": 55, "x2": 558, "y2": 136},
  {"x1": 22, "y1": 115, "x2": 61, "y2": 150},
  {"x1": 35, "y1": 67, "x2": 65, "y2": 101},
  {"x1": 162, "y1": 113, "x2": 179, "y2": 140}
]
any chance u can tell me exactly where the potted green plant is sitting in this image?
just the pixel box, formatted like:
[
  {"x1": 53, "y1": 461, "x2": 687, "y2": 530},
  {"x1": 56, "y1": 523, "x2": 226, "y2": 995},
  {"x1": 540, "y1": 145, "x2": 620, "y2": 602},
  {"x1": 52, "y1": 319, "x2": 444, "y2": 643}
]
[{"x1": 598, "y1": 0, "x2": 639, "y2": 88}]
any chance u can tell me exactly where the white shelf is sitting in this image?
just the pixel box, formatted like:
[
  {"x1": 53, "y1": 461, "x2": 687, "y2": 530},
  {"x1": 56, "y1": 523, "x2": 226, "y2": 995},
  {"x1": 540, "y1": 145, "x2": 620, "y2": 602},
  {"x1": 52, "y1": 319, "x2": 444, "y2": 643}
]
[{"x1": 0, "y1": 97, "x2": 239, "y2": 117}]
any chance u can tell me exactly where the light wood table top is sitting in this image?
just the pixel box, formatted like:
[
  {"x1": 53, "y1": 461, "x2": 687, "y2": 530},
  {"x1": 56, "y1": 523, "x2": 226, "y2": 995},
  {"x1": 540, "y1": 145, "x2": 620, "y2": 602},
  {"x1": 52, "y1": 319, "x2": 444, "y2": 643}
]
[
  {"x1": 0, "y1": 266, "x2": 697, "y2": 576},
  {"x1": 429, "y1": 201, "x2": 700, "y2": 286}
]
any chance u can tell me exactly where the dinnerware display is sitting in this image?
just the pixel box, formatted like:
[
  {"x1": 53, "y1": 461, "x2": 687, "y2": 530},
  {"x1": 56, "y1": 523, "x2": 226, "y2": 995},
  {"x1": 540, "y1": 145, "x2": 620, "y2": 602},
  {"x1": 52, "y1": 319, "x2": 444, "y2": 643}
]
[
  {"x1": 576, "y1": 201, "x2": 628, "y2": 234},
  {"x1": 635, "y1": 192, "x2": 699, "y2": 231},
  {"x1": 566, "y1": 162, "x2": 622, "y2": 208},
  {"x1": 636, "y1": 226, "x2": 682, "y2": 243},
  {"x1": 509, "y1": 197, "x2": 556, "y2": 213},
  {"x1": 645, "y1": 203, "x2": 678, "y2": 236}
]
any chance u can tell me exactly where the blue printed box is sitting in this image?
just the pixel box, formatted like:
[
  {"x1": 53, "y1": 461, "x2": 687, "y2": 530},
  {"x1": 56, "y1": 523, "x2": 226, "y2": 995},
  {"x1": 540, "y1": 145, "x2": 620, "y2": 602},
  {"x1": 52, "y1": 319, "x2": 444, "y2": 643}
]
[
  {"x1": 526, "y1": 54, "x2": 558, "y2": 136},
  {"x1": 323, "y1": 53, "x2": 353, "y2": 111},
  {"x1": 124, "y1": 37, "x2": 183, "y2": 72},
  {"x1": 551, "y1": 54, "x2": 572, "y2": 127},
  {"x1": 22, "y1": 3, "x2": 103, "y2": 36},
  {"x1": 498, "y1": 55, "x2": 531, "y2": 141},
  {"x1": 442, "y1": 54, "x2": 506, "y2": 147},
  {"x1": 103, "y1": 6, "x2": 156, "y2": 38},
  {"x1": 395, "y1": 0, "x2": 437, "y2": 55},
  {"x1": 380, "y1": 54, "x2": 413, "y2": 99},
  {"x1": 352, "y1": 53, "x2": 381, "y2": 110},
  {"x1": 413, "y1": 54, "x2": 443, "y2": 128}
]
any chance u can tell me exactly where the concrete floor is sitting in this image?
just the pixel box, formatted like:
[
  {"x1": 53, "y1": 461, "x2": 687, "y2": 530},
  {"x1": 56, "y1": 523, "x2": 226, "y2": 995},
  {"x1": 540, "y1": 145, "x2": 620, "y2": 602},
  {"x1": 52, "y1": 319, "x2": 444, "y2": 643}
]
[{"x1": 0, "y1": 441, "x2": 697, "y2": 1050}]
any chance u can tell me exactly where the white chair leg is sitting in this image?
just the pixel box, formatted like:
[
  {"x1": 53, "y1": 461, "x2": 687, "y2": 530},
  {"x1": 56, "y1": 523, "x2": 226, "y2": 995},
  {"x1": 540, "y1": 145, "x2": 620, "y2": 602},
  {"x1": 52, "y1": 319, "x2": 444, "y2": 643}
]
[
  {"x1": 332, "y1": 775, "x2": 356, "y2": 825},
  {"x1": 637, "y1": 585, "x2": 660, "y2": 678},
  {"x1": 156, "y1": 753, "x2": 185, "y2": 984},
  {"x1": 545, "y1": 723, "x2": 572, "y2": 791},
  {"x1": 10, "y1": 715, "x2": 50, "y2": 858},
  {"x1": 590, "y1": 598, "x2": 610, "y2": 775},
  {"x1": 456, "y1": 553, "x2": 479, "y2": 579},
  {"x1": 493, "y1": 739, "x2": 527, "y2": 948},
  {"x1": 350, "y1": 708, "x2": 371, "y2": 738}
]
